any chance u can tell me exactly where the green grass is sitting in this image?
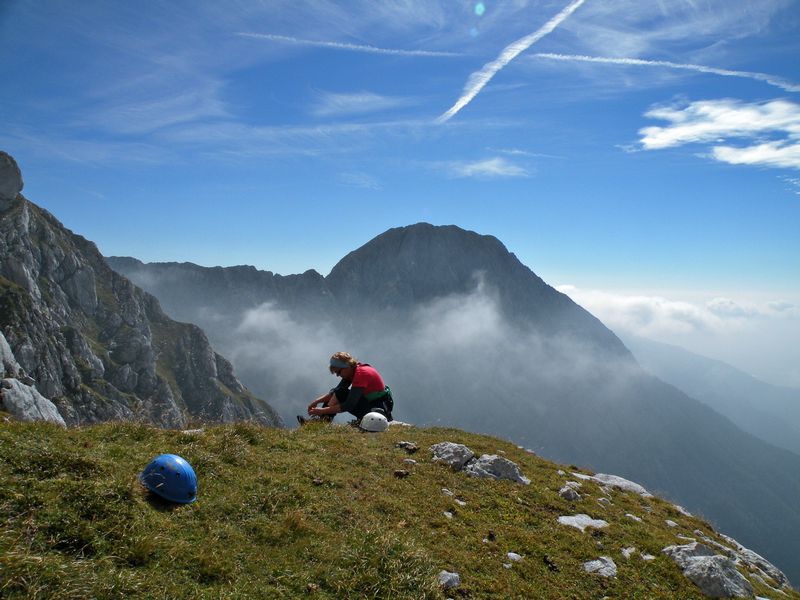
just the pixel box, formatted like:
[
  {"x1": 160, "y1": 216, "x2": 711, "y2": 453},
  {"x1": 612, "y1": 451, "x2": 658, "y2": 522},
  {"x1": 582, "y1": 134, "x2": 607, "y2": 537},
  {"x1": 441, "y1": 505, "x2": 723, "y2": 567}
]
[{"x1": 0, "y1": 420, "x2": 795, "y2": 599}]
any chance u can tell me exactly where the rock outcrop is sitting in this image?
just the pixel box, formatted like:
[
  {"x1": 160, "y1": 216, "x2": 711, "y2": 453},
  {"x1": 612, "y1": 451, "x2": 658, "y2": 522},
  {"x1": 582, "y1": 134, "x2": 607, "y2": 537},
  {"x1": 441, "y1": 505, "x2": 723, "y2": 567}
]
[
  {"x1": 430, "y1": 441, "x2": 530, "y2": 484},
  {"x1": 663, "y1": 542, "x2": 755, "y2": 598},
  {"x1": 0, "y1": 151, "x2": 23, "y2": 210},
  {"x1": 0, "y1": 152, "x2": 282, "y2": 428}
]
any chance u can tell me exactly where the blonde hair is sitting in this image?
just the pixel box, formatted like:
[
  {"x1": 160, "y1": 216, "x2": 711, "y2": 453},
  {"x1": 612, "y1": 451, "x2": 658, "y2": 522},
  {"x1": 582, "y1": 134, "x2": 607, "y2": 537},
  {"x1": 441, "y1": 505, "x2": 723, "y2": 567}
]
[{"x1": 329, "y1": 351, "x2": 357, "y2": 373}]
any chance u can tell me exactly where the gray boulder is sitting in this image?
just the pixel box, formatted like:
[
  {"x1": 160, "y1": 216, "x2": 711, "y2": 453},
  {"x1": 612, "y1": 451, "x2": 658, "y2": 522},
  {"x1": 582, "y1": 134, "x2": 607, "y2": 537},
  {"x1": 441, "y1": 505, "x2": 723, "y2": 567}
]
[
  {"x1": 1, "y1": 331, "x2": 21, "y2": 378},
  {"x1": 464, "y1": 454, "x2": 531, "y2": 485},
  {"x1": 0, "y1": 151, "x2": 23, "y2": 209},
  {"x1": 662, "y1": 542, "x2": 716, "y2": 569},
  {"x1": 1, "y1": 378, "x2": 65, "y2": 425},
  {"x1": 682, "y1": 556, "x2": 754, "y2": 598},
  {"x1": 430, "y1": 442, "x2": 475, "y2": 470},
  {"x1": 718, "y1": 533, "x2": 791, "y2": 589},
  {"x1": 663, "y1": 542, "x2": 754, "y2": 598}
]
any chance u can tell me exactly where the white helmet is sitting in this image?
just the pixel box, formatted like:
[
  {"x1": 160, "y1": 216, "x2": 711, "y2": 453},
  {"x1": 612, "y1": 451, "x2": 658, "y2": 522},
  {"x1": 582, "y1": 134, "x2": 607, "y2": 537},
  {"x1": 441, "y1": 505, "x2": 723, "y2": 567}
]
[{"x1": 360, "y1": 412, "x2": 389, "y2": 433}]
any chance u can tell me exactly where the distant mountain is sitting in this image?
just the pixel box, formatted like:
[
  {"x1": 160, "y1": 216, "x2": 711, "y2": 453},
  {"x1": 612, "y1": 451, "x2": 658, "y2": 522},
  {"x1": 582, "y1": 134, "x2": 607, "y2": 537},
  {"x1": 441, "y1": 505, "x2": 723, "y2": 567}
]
[
  {"x1": 622, "y1": 334, "x2": 800, "y2": 456},
  {"x1": 110, "y1": 223, "x2": 800, "y2": 586},
  {"x1": 0, "y1": 152, "x2": 282, "y2": 428}
]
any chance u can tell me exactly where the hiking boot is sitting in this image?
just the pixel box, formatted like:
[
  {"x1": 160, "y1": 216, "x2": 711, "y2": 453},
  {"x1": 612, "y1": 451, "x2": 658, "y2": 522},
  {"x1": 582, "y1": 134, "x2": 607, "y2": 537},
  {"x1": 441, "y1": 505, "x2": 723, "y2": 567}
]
[{"x1": 296, "y1": 415, "x2": 308, "y2": 426}]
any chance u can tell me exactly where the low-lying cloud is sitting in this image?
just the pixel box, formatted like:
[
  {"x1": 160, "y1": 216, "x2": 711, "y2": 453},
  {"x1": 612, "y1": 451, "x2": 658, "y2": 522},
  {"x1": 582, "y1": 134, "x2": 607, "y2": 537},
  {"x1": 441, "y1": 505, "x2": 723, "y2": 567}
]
[{"x1": 557, "y1": 285, "x2": 797, "y2": 337}]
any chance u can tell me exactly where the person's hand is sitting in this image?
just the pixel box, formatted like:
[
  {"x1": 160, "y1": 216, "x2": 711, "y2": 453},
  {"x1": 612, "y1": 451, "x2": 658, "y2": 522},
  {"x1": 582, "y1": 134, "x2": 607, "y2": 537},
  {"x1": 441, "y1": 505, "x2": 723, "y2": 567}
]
[{"x1": 309, "y1": 407, "x2": 324, "y2": 417}]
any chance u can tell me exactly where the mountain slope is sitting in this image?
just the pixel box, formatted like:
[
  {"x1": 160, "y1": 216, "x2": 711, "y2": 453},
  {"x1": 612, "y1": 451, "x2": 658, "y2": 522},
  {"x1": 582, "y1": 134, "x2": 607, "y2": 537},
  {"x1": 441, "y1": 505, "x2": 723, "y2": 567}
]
[
  {"x1": 1, "y1": 419, "x2": 795, "y2": 599},
  {"x1": 622, "y1": 334, "x2": 800, "y2": 456},
  {"x1": 0, "y1": 153, "x2": 281, "y2": 428}
]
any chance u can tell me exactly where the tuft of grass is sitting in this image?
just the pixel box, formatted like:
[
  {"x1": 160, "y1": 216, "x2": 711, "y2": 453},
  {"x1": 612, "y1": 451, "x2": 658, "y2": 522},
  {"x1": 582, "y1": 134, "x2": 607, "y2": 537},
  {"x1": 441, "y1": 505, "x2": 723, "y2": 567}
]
[{"x1": 0, "y1": 419, "x2": 797, "y2": 599}]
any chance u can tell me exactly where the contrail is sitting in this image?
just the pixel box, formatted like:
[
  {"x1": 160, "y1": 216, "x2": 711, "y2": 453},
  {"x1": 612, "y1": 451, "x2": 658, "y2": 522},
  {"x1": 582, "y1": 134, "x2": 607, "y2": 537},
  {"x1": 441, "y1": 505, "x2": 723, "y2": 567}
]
[
  {"x1": 436, "y1": 0, "x2": 589, "y2": 124},
  {"x1": 236, "y1": 33, "x2": 462, "y2": 58},
  {"x1": 534, "y1": 53, "x2": 800, "y2": 93}
]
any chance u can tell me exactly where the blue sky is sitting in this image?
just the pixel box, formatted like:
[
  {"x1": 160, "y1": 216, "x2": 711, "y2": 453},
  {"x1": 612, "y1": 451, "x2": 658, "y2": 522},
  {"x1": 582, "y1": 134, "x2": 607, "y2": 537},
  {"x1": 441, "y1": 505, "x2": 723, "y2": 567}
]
[{"x1": 1, "y1": 0, "x2": 799, "y2": 386}]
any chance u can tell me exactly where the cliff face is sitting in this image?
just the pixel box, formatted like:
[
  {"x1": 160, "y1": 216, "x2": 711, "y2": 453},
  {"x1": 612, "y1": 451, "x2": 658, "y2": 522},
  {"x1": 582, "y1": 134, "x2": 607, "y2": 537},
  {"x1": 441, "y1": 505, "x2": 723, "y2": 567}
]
[{"x1": 0, "y1": 152, "x2": 282, "y2": 428}]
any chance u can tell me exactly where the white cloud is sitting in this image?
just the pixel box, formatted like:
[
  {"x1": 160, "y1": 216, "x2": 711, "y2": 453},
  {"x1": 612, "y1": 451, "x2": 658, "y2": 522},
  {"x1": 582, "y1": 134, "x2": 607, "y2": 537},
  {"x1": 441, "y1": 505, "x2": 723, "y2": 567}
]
[
  {"x1": 639, "y1": 98, "x2": 800, "y2": 169},
  {"x1": 533, "y1": 53, "x2": 800, "y2": 93},
  {"x1": 236, "y1": 33, "x2": 461, "y2": 58},
  {"x1": 557, "y1": 285, "x2": 800, "y2": 387},
  {"x1": 311, "y1": 91, "x2": 415, "y2": 117},
  {"x1": 712, "y1": 142, "x2": 800, "y2": 169},
  {"x1": 436, "y1": 0, "x2": 588, "y2": 123},
  {"x1": 556, "y1": 286, "x2": 799, "y2": 338},
  {"x1": 447, "y1": 157, "x2": 529, "y2": 179}
]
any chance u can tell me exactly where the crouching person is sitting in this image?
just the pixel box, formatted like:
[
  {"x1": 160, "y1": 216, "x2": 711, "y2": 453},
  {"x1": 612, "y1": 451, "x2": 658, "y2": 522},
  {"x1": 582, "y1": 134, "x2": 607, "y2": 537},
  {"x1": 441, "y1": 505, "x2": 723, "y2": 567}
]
[{"x1": 299, "y1": 351, "x2": 393, "y2": 426}]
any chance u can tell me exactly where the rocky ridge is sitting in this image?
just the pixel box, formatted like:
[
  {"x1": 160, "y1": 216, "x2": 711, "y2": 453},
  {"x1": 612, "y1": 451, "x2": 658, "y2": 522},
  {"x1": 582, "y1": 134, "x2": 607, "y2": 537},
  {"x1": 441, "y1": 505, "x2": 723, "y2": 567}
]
[{"x1": 0, "y1": 151, "x2": 282, "y2": 428}]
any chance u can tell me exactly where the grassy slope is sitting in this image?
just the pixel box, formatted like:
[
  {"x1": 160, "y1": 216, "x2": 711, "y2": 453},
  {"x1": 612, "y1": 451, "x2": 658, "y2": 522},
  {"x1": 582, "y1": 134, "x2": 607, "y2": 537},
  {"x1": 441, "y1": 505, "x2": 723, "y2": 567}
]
[{"x1": 0, "y1": 419, "x2": 795, "y2": 600}]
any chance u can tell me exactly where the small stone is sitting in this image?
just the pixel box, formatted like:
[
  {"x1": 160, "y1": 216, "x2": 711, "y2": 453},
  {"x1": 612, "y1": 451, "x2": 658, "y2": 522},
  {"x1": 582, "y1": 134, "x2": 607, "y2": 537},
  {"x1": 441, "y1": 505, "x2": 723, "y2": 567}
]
[
  {"x1": 625, "y1": 514, "x2": 642, "y2": 522},
  {"x1": 312, "y1": 478, "x2": 324, "y2": 486},
  {"x1": 584, "y1": 556, "x2": 617, "y2": 578},
  {"x1": 665, "y1": 520, "x2": 678, "y2": 528},
  {"x1": 403, "y1": 458, "x2": 417, "y2": 465},
  {"x1": 622, "y1": 547, "x2": 636, "y2": 559},
  {"x1": 454, "y1": 498, "x2": 467, "y2": 507},
  {"x1": 393, "y1": 470, "x2": 410, "y2": 479},
  {"x1": 503, "y1": 563, "x2": 512, "y2": 569},
  {"x1": 507, "y1": 552, "x2": 522, "y2": 562},
  {"x1": 641, "y1": 553, "x2": 655, "y2": 561},
  {"x1": 559, "y1": 486, "x2": 581, "y2": 501},
  {"x1": 396, "y1": 441, "x2": 419, "y2": 454},
  {"x1": 438, "y1": 570, "x2": 460, "y2": 589},
  {"x1": 442, "y1": 488, "x2": 454, "y2": 497},
  {"x1": 444, "y1": 511, "x2": 454, "y2": 519},
  {"x1": 306, "y1": 583, "x2": 319, "y2": 593},
  {"x1": 557, "y1": 514, "x2": 609, "y2": 532}
]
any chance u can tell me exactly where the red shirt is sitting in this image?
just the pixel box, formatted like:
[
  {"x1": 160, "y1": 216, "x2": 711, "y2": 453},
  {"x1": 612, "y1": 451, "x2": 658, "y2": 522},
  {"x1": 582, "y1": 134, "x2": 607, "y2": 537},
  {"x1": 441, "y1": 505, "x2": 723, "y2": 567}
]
[{"x1": 351, "y1": 363, "x2": 385, "y2": 396}]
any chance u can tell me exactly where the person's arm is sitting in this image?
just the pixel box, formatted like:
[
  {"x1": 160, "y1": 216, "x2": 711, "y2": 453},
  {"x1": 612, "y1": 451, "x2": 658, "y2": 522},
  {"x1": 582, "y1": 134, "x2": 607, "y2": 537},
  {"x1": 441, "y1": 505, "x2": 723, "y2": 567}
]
[{"x1": 307, "y1": 392, "x2": 332, "y2": 413}]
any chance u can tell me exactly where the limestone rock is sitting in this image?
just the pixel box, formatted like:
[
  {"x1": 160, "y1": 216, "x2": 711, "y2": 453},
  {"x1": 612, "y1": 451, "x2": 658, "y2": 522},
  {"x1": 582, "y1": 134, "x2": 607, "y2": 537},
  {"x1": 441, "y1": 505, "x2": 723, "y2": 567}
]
[
  {"x1": 682, "y1": 556, "x2": 754, "y2": 598},
  {"x1": 584, "y1": 556, "x2": 617, "y2": 578},
  {"x1": 1, "y1": 378, "x2": 65, "y2": 425},
  {"x1": 464, "y1": 454, "x2": 530, "y2": 485},
  {"x1": 438, "y1": 570, "x2": 460, "y2": 589},
  {"x1": 573, "y1": 472, "x2": 653, "y2": 497},
  {"x1": 0, "y1": 176, "x2": 282, "y2": 428},
  {"x1": 557, "y1": 514, "x2": 609, "y2": 532},
  {"x1": 663, "y1": 542, "x2": 754, "y2": 598},
  {"x1": 662, "y1": 542, "x2": 716, "y2": 569},
  {"x1": 559, "y1": 485, "x2": 582, "y2": 501},
  {"x1": 0, "y1": 151, "x2": 23, "y2": 209},
  {"x1": 430, "y1": 442, "x2": 475, "y2": 470},
  {"x1": 1, "y1": 331, "x2": 21, "y2": 378},
  {"x1": 718, "y1": 533, "x2": 790, "y2": 589}
]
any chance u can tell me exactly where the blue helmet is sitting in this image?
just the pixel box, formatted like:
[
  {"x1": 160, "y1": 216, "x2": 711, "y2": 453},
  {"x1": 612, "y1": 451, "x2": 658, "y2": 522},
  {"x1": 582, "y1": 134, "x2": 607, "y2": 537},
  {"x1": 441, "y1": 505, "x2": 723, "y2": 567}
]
[{"x1": 140, "y1": 454, "x2": 198, "y2": 503}]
